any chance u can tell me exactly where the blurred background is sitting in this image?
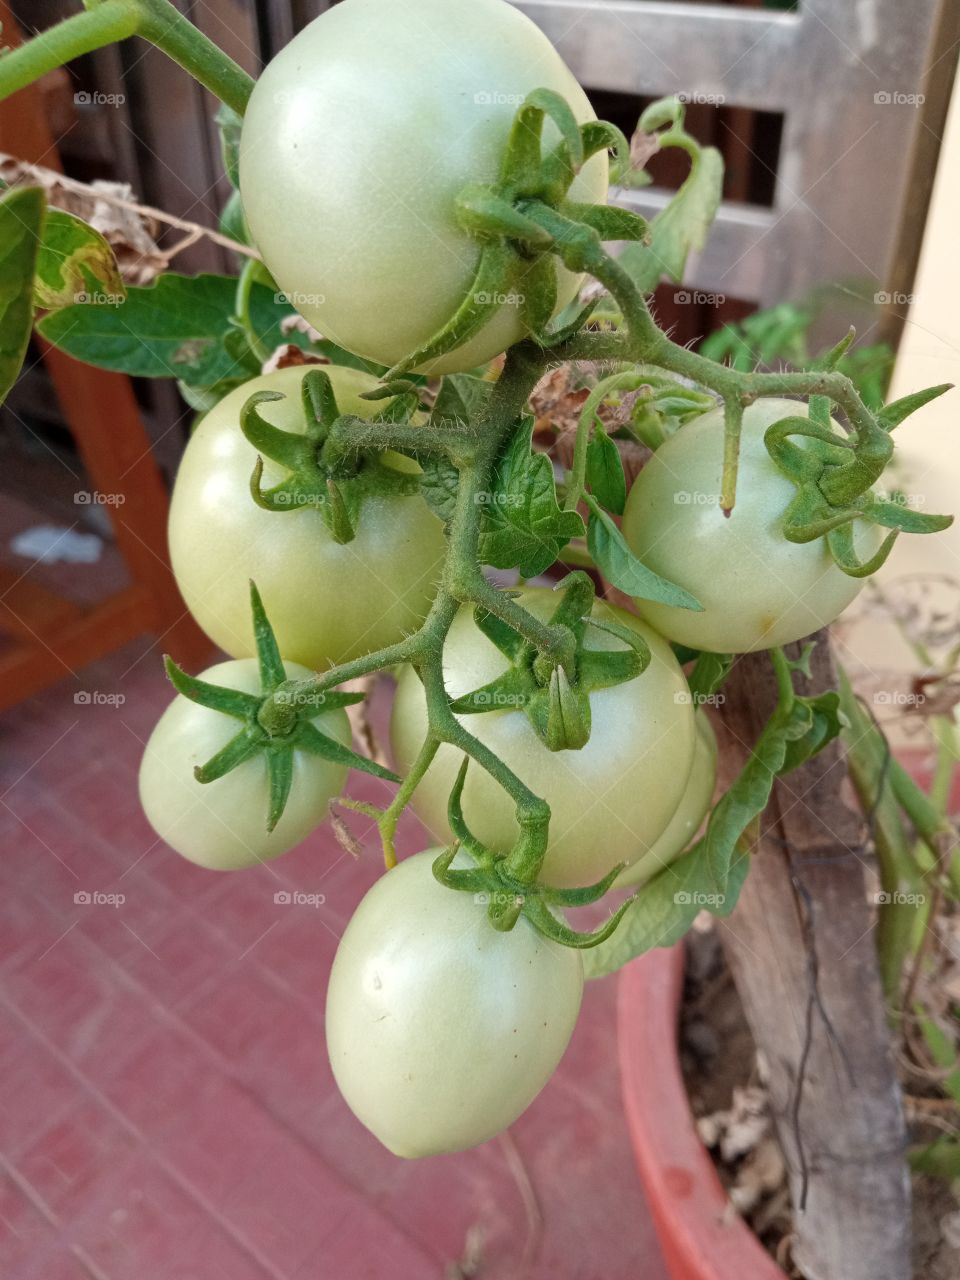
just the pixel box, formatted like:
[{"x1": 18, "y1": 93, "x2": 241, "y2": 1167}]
[{"x1": 1, "y1": 2, "x2": 958, "y2": 1278}]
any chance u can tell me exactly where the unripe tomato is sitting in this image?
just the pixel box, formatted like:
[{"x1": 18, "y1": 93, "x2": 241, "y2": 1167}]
[
  {"x1": 168, "y1": 366, "x2": 445, "y2": 669},
  {"x1": 325, "y1": 849, "x2": 583, "y2": 1157},
  {"x1": 615, "y1": 713, "x2": 717, "y2": 889},
  {"x1": 239, "y1": 0, "x2": 608, "y2": 373},
  {"x1": 622, "y1": 398, "x2": 884, "y2": 653},
  {"x1": 389, "y1": 590, "x2": 697, "y2": 888},
  {"x1": 139, "y1": 659, "x2": 348, "y2": 870}
]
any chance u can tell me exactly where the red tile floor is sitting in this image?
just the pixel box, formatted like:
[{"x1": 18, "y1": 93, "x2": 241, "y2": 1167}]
[{"x1": 0, "y1": 637, "x2": 667, "y2": 1280}]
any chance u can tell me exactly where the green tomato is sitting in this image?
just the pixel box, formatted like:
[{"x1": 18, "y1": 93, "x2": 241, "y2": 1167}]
[
  {"x1": 621, "y1": 398, "x2": 884, "y2": 653},
  {"x1": 168, "y1": 365, "x2": 445, "y2": 669},
  {"x1": 239, "y1": 0, "x2": 607, "y2": 374},
  {"x1": 325, "y1": 849, "x2": 583, "y2": 1157},
  {"x1": 615, "y1": 713, "x2": 717, "y2": 889},
  {"x1": 139, "y1": 659, "x2": 348, "y2": 870},
  {"x1": 390, "y1": 590, "x2": 697, "y2": 889}
]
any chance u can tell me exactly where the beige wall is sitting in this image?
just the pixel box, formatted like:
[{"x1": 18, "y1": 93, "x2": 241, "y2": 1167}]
[{"x1": 837, "y1": 79, "x2": 960, "y2": 718}]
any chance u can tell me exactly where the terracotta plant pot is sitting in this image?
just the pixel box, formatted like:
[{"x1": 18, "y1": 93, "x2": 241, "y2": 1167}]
[{"x1": 617, "y1": 946, "x2": 785, "y2": 1280}]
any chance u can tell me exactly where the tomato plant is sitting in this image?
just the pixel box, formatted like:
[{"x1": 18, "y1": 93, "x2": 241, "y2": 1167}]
[
  {"x1": 325, "y1": 849, "x2": 584, "y2": 1157},
  {"x1": 4, "y1": 0, "x2": 952, "y2": 1178},
  {"x1": 168, "y1": 365, "x2": 446, "y2": 668},
  {"x1": 622, "y1": 398, "x2": 886, "y2": 653},
  {"x1": 239, "y1": 0, "x2": 608, "y2": 375},
  {"x1": 391, "y1": 588, "x2": 697, "y2": 888}
]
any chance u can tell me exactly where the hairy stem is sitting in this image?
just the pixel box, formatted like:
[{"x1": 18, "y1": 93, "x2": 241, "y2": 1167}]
[{"x1": 0, "y1": 0, "x2": 254, "y2": 116}]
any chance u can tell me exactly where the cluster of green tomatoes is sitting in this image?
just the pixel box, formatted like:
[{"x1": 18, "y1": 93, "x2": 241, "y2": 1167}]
[{"x1": 137, "y1": 0, "x2": 890, "y2": 1157}]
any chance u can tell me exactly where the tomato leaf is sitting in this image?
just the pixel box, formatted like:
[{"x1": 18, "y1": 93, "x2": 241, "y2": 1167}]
[
  {"x1": 216, "y1": 102, "x2": 243, "y2": 189},
  {"x1": 33, "y1": 209, "x2": 125, "y2": 311},
  {"x1": 37, "y1": 273, "x2": 304, "y2": 387},
  {"x1": 479, "y1": 419, "x2": 585, "y2": 577},
  {"x1": 583, "y1": 844, "x2": 749, "y2": 980},
  {"x1": 585, "y1": 424, "x2": 626, "y2": 515},
  {"x1": 0, "y1": 185, "x2": 44, "y2": 406},
  {"x1": 431, "y1": 371, "x2": 493, "y2": 427},
  {"x1": 909, "y1": 1137, "x2": 960, "y2": 1179},
  {"x1": 586, "y1": 504, "x2": 702, "y2": 611},
  {"x1": 418, "y1": 454, "x2": 461, "y2": 526},
  {"x1": 618, "y1": 143, "x2": 723, "y2": 294},
  {"x1": 687, "y1": 651, "x2": 734, "y2": 703}
]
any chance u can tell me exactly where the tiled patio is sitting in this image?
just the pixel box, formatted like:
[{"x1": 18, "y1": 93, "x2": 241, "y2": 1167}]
[{"x1": 0, "y1": 637, "x2": 666, "y2": 1280}]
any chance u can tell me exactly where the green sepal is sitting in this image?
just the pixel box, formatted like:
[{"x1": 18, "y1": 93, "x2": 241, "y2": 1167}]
[
  {"x1": 193, "y1": 730, "x2": 261, "y2": 783},
  {"x1": 296, "y1": 720, "x2": 400, "y2": 784},
  {"x1": 384, "y1": 241, "x2": 516, "y2": 379},
  {"x1": 578, "y1": 120, "x2": 631, "y2": 171},
  {"x1": 163, "y1": 655, "x2": 259, "y2": 720},
  {"x1": 560, "y1": 202, "x2": 648, "y2": 243},
  {"x1": 325, "y1": 478, "x2": 356, "y2": 545},
  {"x1": 520, "y1": 252, "x2": 558, "y2": 338},
  {"x1": 877, "y1": 382, "x2": 952, "y2": 431},
  {"x1": 539, "y1": 860, "x2": 627, "y2": 907},
  {"x1": 827, "y1": 520, "x2": 898, "y2": 578},
  {"x1": 448, "y1": 664, "x2": 535, "y2": 716},
  {"x1": 266, "y1": 748, "x2": 294, "y2": 832},
  {"x1": 445, "y1": 758, "x2": 499, "y2": 865},
  {"x1": 866, "y1": 499, "x2": 953, "y2": 535},
  {"x1": 241, "y1": 392, "x2": 313, "y2": 470},
  {"x1": 250, "y1": 580, "x2": 286, "y2": 691},
  {"x1": 450, "y1": 573, "x2": 648, "y2": 752},
  {"x1": 455, "y1": 184, "x2": 553, "y2": 247},
  {"x1": 358, "y1": 378, "x2": 421, "y2": 402},
  {"x1": 431, "y1": 847, "x2": 495, "y2": 895},
  {"x1": 522, "y1": 894, "x2": 636, "y2": 949},
  {"x1": 780, "y1": 483, "x2": 866, "y2": 543}
]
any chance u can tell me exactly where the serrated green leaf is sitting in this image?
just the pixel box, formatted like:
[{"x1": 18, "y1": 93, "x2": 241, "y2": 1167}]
[
  {"x1": 0, "y1": 186, "x2": 44, "y2": 405},
  {"x1": 618, "y1": 145, "x2": 723, "y2": 294},
  {"x1": 479, "y1": 419, "x2": 585, "y2": 577},
  {"x1": 418, "y1": 454, "x2": 460, "y2": 525},
  {"x1": 33, "y1": 209, "x2": 125, "y2": 311},
  {"x1": 37, "y1": 273, "x2": 304, "y2": 387},
  {"x1": 431, "y1": 372, "x2": 493, "y2": 427},
  {"x1": 583, "y1": 844, "x2": 749, "y2": 979},
  {"x1": 586, "y1": 505, "x2": 702, "y2": 610},
  {"x1": 585, "y1": 425, "x2": 626, "y2": 514}
]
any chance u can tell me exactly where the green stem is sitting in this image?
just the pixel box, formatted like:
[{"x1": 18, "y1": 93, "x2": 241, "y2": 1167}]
[
  {"x1": 378, "y1": 734, "x2": 440, "y2": 869},
  {"x1": 0, "y1": 0, "x2": 254, "y2": 116},
  {"x1": 564, "y1": 367, "x2": 639, "y2": 513},
  {"x1": 234, "y1": 257, "x2": 270, "y2": 366}
]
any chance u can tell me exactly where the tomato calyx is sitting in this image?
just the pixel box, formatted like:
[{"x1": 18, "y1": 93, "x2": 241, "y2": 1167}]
[
  {"x1": 240, "y1": 368, "x2": 421, "y2": 544},
  {"x1": 430, "y1": 759, "x2": 634, "y2": 949},
  {"x1": 448, "y1": 571, "x2": 650, "y2": 752},
  {"x1": 763, "y1": 389, "x2": 953, "y2": 578},
  {"x1": 164, "y1": 582, "x2": 399, "y2": 831},
  {"x1": 381, "y1": 91, "x2": 645, "y2": 380}
]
